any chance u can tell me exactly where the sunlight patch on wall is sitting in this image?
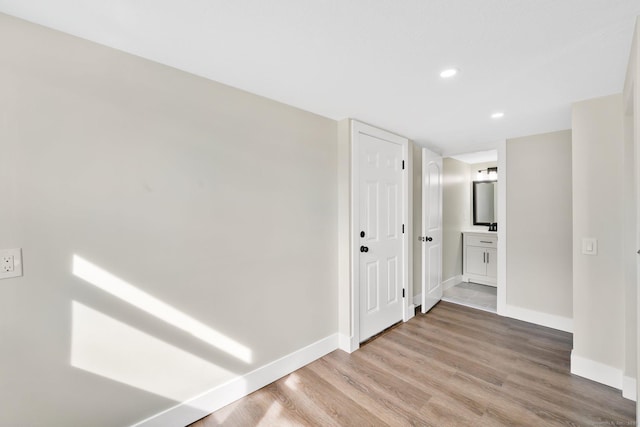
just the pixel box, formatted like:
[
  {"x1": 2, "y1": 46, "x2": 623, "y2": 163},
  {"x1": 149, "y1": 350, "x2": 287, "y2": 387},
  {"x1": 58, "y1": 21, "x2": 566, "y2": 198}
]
[
  {"x1": 71, "y1": 301, "x2": 235, "y2": 402},
  {"x1": 72, "y1": 255, "x2": 252, "y2": 364}
]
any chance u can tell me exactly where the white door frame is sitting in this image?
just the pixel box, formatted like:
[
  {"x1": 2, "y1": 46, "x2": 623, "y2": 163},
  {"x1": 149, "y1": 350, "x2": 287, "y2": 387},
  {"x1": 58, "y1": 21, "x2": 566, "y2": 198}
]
[
  {"x1": 497, "y1": 140, "x2": 507, "y2": 315},
  {"x1": 635, "y1": 80, "x2": 640, "y2": 421},
  {"x1": 630, "y1": 36, "x2": 640, "y2": 413},
  {"x1": 348, "y1": 120, "x2": 411, "y2": 352}
]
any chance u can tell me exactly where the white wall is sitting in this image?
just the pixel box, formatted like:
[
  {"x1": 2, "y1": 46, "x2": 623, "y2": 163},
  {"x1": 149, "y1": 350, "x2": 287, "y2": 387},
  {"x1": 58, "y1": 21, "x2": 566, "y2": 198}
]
[
  {"x1": 0, "y1": 14, "x2": 338, "y2": 427},
  {"x1": 506, "y1": 130, "x2": 573, "y2": 321},
  {"x1": 337, "y1": 119, "x2": 351, "y2": 343},
  {"x1": 624, "y1": 94, "x2": 637, "y2": 386},
  {"x1": 441, "y1": 158, "x2": 470, "y2": 281},
  {"x1": 572, "y1": 94, "x2": 625, "y2": 380},
  {"x1": 623, "y1": 17, "x2": 639, "y2": 403}
]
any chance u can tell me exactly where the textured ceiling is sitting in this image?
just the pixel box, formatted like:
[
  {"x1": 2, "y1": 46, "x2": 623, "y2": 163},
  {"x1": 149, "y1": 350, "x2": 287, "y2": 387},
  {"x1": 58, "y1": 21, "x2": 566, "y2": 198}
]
[{"x1": 1, "y1": 0, "x2": 638, "y2": 155}]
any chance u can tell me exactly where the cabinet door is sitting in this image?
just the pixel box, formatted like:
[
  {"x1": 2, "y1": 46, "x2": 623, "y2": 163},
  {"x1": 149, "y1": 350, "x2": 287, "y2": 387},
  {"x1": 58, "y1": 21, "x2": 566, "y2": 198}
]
[
  {"x1": 486, "y1": 248, "x2": 497, "y2": 279},
  {"x1": 466, "y1": 246, "x2": 486, "y2": 276}
]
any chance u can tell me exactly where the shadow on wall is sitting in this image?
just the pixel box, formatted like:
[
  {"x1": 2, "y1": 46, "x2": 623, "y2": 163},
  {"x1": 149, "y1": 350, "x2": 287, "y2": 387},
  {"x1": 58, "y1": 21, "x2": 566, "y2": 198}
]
[
  {"x1": 70, "y1": 254, "x2": 256, "y2": 419},
  {"x1": 72, "y1": 255, "x2": 252, "y2": 363},
  {"x1": 69, "y1": 253, "x2": 312, "y2": 425},
  {"x1": 71, "y1": 301, "x2": 235, "y2": 403}
]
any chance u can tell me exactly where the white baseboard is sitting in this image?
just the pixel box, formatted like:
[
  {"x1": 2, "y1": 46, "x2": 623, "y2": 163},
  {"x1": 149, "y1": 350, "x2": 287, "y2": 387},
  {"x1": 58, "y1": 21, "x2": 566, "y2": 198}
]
[
  {"x1": 413, "y1": 293, "x2": 422, "y2": 306},
  {"x1": 623, "y1": 375, "x2": 637, "y2": 401},
  {"x1": 571, "y1": 351, "x2": 623, "y2": 390},
  {"x1": 442, "y1": 275, "x2": 462, "y2": 290},
  {"x1": 504, "y1": 304, "x2": 573, "y2": 333},
  {"x1": 338, "y1": 333, "x2": 357, "y2": 353},
  {"x1": 132, "y1": 334, "x2": 339, "y2": 427}
]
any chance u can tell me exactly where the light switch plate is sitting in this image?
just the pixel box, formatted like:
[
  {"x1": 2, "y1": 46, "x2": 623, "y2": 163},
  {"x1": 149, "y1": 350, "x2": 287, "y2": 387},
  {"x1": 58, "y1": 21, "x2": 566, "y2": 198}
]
[
  {"x1": 582, "y1": 238, "x2": 598, "y2": 256},
  {"x1": 0, "y1": 248, "x2": 22, "y2": 279}
]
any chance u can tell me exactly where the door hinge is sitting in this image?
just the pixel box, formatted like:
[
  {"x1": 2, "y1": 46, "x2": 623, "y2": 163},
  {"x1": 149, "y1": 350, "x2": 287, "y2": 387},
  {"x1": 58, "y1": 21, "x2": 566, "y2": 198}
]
[
  {"x1": 402, "y1": 224, "x2": 405, "y2": 234},
  {"x1": 402, "y1": 289, "x2": 405, "y2": 298},
  {"x1": 402, "y1": 160, "x2": 405, "y2": 170}
]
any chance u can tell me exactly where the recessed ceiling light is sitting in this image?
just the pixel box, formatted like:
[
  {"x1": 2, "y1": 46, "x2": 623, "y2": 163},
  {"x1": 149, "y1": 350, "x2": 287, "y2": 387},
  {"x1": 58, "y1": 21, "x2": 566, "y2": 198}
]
[
  {"x1": 491, "y1": 112, "x2": 505, "y2": 119},
  {"x1": 440, "y1": 68, "x2": 458, "y2": 79}
]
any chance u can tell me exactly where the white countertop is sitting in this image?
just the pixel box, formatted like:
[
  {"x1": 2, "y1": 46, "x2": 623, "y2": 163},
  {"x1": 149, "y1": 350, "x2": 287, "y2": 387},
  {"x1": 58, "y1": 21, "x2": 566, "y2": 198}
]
[{"x1": 461, "y1": 229, "x2": 497, "y2": 235}]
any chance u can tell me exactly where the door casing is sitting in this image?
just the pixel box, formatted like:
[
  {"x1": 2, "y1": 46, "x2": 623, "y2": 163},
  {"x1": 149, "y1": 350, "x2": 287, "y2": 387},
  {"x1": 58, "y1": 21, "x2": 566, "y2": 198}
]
[{"x1": 348, "y1": 120, "x2": 411, "y2": 352}]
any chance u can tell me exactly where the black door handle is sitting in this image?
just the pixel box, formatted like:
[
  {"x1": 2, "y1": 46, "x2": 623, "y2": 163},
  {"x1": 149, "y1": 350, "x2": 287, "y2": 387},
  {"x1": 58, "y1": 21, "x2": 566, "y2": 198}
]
[
  {"x1": 426, "y1": 237, "x2": 433, "y2": 242},
  {"x1": 360, "y1": 246, "x2": 369, "y2": 253}
]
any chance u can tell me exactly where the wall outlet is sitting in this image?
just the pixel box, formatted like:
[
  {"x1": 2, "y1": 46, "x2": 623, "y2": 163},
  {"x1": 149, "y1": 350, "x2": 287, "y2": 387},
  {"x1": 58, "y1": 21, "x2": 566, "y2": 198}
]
[
  {"x1": 0, "y1": 249, "x2": 22, "y2": 279},
  {"x1": 2, "y1": 255, "x2": 14, "y2": 272}
]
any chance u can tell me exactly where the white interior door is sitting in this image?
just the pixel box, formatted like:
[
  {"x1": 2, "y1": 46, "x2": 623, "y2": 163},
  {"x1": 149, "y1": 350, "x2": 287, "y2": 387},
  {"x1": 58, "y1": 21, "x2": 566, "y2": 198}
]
[
  {"x1": 358, "y1": 129, "x2": 405, "y2": 341},
  {"x1": 421, "y1": 147, "x2": 443, "y2": 313}
]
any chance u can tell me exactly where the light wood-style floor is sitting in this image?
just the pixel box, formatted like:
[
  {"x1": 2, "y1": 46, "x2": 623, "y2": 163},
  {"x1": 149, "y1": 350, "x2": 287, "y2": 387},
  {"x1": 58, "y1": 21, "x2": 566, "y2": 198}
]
[{"x1": 190, "y1": 301, "x2": 635, "y2": 426}]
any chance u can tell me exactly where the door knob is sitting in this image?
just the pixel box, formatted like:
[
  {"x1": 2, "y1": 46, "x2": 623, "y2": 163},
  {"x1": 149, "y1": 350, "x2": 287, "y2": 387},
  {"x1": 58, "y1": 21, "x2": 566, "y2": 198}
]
[
  {"x1": 360, "y1": 246, "x2": 369, "y2": 253},
  {"x1": 426, "y1": 237, "x2": 433, "y2": 242}
]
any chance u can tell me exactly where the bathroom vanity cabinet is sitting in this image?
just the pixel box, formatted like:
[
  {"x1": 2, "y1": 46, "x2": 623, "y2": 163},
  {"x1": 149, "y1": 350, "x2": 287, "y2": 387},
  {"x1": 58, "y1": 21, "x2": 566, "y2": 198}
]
[{"x1": 462, "y1": 231, "x2": 497, "y2": 287}]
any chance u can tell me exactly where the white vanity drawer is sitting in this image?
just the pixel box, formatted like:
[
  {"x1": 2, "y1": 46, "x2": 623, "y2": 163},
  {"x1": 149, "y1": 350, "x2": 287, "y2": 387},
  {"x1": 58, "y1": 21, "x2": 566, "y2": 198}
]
[{"x1": 465, "y1": 235, "x2": 497, "y2": 248}]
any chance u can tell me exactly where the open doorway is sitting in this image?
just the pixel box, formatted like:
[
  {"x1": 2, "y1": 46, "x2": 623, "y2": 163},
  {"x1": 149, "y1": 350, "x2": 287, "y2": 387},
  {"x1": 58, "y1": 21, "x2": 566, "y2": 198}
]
[{"x1": 439, "y1": 150, "x2": 499, "y2": 313}]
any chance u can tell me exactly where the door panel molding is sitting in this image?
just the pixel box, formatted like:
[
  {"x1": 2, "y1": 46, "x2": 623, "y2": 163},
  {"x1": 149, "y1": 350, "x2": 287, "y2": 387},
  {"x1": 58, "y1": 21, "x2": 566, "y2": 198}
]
[
  {"x1": 497, "y1": 139, "x2": 507, "y2": 315},
  {"x1": 349, "y1": 120, "x2": 411, "y2": 351}
]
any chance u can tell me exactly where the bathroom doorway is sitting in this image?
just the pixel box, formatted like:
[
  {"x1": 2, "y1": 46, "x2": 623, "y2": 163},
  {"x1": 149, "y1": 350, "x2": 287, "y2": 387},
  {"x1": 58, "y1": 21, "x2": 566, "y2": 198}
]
[{"x1": 440, "y1": 149, "x2": 499, "y2": 313}]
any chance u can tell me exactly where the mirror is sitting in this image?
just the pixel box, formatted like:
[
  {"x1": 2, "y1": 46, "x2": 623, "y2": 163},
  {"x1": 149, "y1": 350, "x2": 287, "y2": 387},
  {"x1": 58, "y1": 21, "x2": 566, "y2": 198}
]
[{"x1": 473, "y1": 181, "x2": 497, "y2": 225}]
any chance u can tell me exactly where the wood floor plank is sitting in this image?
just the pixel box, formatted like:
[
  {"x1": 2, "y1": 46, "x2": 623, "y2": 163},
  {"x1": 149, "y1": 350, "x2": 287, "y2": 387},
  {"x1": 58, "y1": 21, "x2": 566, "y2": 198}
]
[
  {"x1": 260, "y1": 376, "x2": 340, "y2": 427},
  {"x1": 412, "y1": 313, "x2": 571, "y2": 369},
  {"x1": 355, "y1": 337, "x2": 487, "y2": 419},
  {"x1": 399, "y1": 315, "x2": 572, "y2": 382},
  {"x1": 290, "y1": 367, "x2": 389, "y2": 426},
  {"x1": 419, "y1": 396, "x2": 480, "y2": 427},
  {"x1": 504, "y1": 371, "x2": 636, "y2": 422},
  {"x1": 324, "y1": 349, "x2": 434, "y2": 408},
  {"x1": 198, "y1": 391, "x2": 269, "y2": 426},
  {"x1": 451, "y1": 370, "x2": 589, "y2": 426},
  {"x1": 190, "y1": 301, "x2": 635, "y2": 426},
  {"x1": 388, "y1": 327, "x2": 508, "y2": 387},
  {"x1": 307, "y1": 358, "x2": 428, "y2": 427}
]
